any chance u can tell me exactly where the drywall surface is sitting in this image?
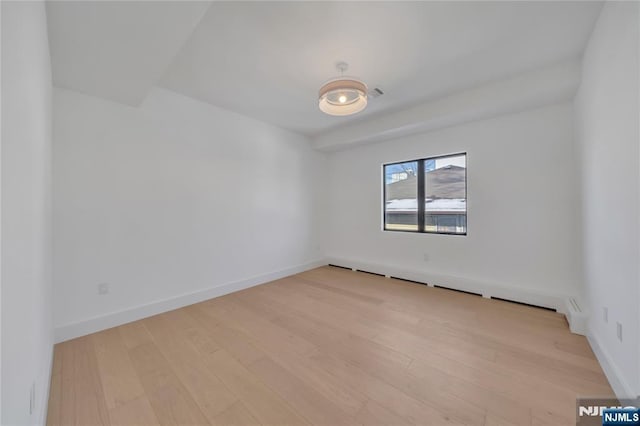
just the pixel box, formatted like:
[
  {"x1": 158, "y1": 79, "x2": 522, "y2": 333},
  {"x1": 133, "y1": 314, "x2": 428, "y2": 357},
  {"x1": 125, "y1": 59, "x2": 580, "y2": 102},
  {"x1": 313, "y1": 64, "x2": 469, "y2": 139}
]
[
  {"x1": 325, "y1": 103, "x2": 580, "y2": 303},
  {"x1": 574, "y1": 1, "x2": 640, "y2": 398},
  {"x1": 53, "y1": 87, "x2": 326, "y2": 338},
  {"x1": 1, "y1": 1, "x2": 54, "y2": 424}
]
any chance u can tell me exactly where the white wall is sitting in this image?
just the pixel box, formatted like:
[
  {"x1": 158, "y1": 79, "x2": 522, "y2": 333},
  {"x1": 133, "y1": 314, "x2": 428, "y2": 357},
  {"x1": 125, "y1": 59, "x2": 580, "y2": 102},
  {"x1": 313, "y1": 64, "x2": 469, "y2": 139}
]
[
  {"x1": 1, "y1": 1, "x2": 54, "y2": 425},
  {"x1": 53, "y1": 87, "x2": 326, "y2": 340},
  {"x1": 325, "y1": 103, "x2": 580, "y2": 307},
  {"x1": 1, "y1": 3, "x2": 4, "y2": 421},
  {"x1": 574, "y1": 1, "x2": 640, "y2": 398}
]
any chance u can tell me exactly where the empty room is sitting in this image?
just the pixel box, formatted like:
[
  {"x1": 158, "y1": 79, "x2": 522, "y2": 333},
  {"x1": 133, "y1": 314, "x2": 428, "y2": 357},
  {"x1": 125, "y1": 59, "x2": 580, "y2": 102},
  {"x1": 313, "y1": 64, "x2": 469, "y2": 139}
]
[{"x1": 2, "y1": 0, "x2": 639, "y2": 425}]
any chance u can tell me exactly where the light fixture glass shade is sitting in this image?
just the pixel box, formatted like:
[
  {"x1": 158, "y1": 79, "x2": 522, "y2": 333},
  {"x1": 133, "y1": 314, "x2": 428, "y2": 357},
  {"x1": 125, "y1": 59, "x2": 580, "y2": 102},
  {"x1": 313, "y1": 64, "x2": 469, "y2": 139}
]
[{"x1": 318, "y1": 78, "x2": 368, "y2": 116}]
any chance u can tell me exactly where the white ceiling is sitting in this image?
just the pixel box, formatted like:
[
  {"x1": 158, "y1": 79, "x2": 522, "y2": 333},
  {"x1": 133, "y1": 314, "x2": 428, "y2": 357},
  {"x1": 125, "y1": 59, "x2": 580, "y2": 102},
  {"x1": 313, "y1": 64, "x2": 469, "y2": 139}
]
[
  {"x1": 46, "y1": 1, "x2": 211, "y2": 105},
  {"x1": 47, "y1": 1, "x2": 603, "y2": 136}
]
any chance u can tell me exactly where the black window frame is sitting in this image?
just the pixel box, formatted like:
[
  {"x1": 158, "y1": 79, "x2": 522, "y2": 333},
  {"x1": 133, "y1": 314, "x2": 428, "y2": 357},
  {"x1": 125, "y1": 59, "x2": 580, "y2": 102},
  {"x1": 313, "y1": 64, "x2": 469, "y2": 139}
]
[{"x1": 383, "y1": 152, "x2": 467, "y2": 236}]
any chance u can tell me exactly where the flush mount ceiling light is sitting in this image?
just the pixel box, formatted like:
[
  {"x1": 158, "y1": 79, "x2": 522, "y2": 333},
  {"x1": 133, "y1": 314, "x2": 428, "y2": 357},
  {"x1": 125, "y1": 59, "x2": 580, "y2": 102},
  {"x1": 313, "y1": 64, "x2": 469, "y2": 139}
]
[{"x1": 318, "y1": 62, "x2": 368, "y2": 116}]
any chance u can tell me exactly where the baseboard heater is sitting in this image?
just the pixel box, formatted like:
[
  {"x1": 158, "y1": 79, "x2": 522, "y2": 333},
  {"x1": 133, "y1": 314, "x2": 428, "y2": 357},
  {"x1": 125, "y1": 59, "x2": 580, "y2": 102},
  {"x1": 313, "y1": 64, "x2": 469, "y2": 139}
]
[
  {"x1": 328, "y1": 263, "x2": 564, "y2": 318},
  {"x1": 328, "y1": 264, "x2": 352, "y2": 270},
  {"x1": 490, "y1": 296, "x2": 556, "y2": 312},
  {"x1": 357, "y1": 270, "x2": 386, "y2": 277},
  {"x1": 433, "y1": 285, "x2": 482, "y2": 297},
  {"x1": 390, "y1": 276, "x2": 429, "y2": 286},
  {"x1": 328, "y1": 264, "x2": 386, "y2": 277},
  {"x1": 391, "y1": 277, "x2": 483, "y2": 298},
  {"x1": 564, "y1": 297, "x2": 587, "y2": 335}
]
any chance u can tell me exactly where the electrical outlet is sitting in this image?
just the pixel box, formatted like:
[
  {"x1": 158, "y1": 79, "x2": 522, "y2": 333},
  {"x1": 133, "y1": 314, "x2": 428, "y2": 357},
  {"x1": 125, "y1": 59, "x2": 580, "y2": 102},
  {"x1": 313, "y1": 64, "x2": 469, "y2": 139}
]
[
  {"x1": 603, "y1": 307, "x2": 608, "y2": 323},
  {"x1": 423, "y1": 253, "x2": 429, "y2": 262},
  {"x1": 98, "y1": 283, "x2": 110, "y2": 295},
  {"x1": 29, "y1": 381, "x2": 35, "y2": 415},
  {"x1": 616, "y1": 322, "x2": 623, "y2": 342}
]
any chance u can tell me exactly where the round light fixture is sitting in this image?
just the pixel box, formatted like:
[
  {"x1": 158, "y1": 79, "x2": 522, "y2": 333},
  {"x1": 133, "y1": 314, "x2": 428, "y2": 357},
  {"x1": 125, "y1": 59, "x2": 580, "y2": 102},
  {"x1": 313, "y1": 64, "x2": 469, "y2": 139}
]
[{"x1": 319, "y1": 62, "x2": 368, "y2": 116}]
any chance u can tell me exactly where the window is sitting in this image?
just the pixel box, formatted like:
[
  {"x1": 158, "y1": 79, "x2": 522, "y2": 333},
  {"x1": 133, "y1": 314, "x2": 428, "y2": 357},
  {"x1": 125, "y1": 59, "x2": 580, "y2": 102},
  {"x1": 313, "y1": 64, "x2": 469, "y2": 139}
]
[{"x1": 384, "y1": 153, "x2": 466, "y2": 235}]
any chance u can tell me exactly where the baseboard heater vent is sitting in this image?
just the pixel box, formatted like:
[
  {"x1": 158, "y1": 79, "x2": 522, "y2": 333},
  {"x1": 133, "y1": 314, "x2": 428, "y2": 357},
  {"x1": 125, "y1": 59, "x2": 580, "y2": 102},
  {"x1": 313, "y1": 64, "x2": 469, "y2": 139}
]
[
  {"x1": 390, "y1": 276, "x2": 429, "y2": 286},
  {"x1": 434, "y1": 285, "x2": 482, "y2": 297},
  {"x1": 328, "y1": 264, "x2": 352, "y2": 270},
  {"x1": 491, "y1": 296, "x2": 556, "y2": 312},
  {"x1": 564, "y1": 297, "x2": 587, "y2": 335},
  {"x1": 356, "y1": 269, "x2": 386, "y2": 277},
  {"x1": 568, "y1": 297, "x2": 581, "y2": 313}
]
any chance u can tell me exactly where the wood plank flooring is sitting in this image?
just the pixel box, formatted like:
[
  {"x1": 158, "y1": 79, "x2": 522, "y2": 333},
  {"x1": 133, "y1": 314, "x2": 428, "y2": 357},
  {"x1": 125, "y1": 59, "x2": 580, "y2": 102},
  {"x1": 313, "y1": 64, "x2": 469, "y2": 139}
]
[{"x1": 47, "y1": 266, "x2": 614, "y2": 425}]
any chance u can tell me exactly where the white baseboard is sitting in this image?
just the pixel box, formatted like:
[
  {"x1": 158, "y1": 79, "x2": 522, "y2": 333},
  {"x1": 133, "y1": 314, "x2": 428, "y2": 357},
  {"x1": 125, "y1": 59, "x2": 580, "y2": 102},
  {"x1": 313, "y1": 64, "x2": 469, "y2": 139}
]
[
  {"x1": 587, "y1": 332, "x2": 637, "y2": 400},
  {"x1": 54, "y1": 259, "x2": 327, "y2": 343},
  {"x1": 326, "y1": 256, "x2": 572, "y2": 317}
]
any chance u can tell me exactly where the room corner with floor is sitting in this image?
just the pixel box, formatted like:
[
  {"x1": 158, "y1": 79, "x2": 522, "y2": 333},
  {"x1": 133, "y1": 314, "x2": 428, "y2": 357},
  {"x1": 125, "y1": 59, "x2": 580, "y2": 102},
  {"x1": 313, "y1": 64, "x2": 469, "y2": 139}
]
[{"x1": 1, "y1": 1, "x2": 639, "y2": 425}]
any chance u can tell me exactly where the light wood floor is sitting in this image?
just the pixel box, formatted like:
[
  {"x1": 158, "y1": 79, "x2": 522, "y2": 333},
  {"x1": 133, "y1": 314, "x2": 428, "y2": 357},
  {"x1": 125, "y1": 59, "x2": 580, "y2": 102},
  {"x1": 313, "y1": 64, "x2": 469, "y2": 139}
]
[{"x1": 47, "y1": 266, "x2": 614, "y2": 426}]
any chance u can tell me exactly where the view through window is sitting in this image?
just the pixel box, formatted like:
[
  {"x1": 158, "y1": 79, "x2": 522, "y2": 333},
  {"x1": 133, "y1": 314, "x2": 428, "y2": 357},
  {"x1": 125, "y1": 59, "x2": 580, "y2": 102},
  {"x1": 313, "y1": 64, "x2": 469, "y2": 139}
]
[{"x1": 384, "y1": 153, "x2": 466, "y2": 235}]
